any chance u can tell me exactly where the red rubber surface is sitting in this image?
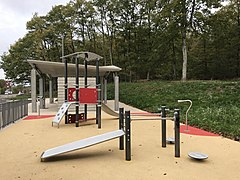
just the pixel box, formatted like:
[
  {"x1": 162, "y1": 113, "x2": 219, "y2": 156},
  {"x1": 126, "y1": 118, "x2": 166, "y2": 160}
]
[
  {"x1": 23, "y1": 115, "x2": 55, "y2": 120},
  {"x1": 180, "y1": 125, "x2": 219, "y2": 136}
]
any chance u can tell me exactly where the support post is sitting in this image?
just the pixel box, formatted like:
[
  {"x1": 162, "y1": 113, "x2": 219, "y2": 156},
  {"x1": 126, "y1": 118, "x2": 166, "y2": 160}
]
[
  {"x1": 125, "y1": 110, "x2": 131, "y2": 161},
  {"x1": 104, "y1": 77, "x2": 107, "y2": 104},
  {"x1": 39, "y1": 77, "x2": 45, "y2": 109},
  {"x1": 75, "y1": 56, "x2": 79, "y2": 127},
  {"x1": 119, "y1": 108, "x2": 124, "y2": 150},
  {"x1": 114, "y1": 75, "x2": 119, "y2": 111},
  {"x1": 84, "y1": 58, "x2": 88, "y2": 120},
  {"x1": 31, "y1": 68, "x2": 37, "y2": 112},
  {"x1": 64, "y1": 58, "x2": 68, "y2": 124},
  {"x1": 49, "y1": 77, "x2": 53, "y2": 104},
  {"x1": 100, "y1": 76, "x2": 104, "y2": 102},
  {"x1": 96, "y1": 58, "x2": 101, "y2": 128},
  {"x1": 161, "y1": 106, "x2": 166, "y2": 148},
  {"x1": 174, "y1": 109, "x2": 180, "y2": 157}
]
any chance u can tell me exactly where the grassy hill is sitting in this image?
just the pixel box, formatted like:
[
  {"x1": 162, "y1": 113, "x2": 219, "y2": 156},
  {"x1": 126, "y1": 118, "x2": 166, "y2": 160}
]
[{"x1": 108, "y1": 80, "x2": 240, "y2": 140}]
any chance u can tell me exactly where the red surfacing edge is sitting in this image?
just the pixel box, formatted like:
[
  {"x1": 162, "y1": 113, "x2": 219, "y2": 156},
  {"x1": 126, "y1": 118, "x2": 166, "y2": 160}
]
[
  {"x1": 23, "y1": 115, "x2": 55, "y2": 120},
  {"x1": 180, "y1": 125, "x2": 219, "y2": 136}
]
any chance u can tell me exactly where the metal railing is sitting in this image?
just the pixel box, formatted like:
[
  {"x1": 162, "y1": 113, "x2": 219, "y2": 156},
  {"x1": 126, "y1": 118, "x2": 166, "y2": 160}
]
[{"x1": 0, "y1": 100, "x2": 28, "y2": 129}]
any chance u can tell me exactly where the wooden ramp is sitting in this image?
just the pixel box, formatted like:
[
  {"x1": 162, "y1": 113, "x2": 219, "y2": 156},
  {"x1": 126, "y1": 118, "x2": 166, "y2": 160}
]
[{"x1": 41, "y1": 130, "x2": 125, "y2": 160}]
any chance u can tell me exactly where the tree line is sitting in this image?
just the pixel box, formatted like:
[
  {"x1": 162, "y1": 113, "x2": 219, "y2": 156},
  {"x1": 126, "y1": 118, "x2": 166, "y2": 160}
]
[{"x1": 1, "y1": 0, "x2": 239, "y2": 83}]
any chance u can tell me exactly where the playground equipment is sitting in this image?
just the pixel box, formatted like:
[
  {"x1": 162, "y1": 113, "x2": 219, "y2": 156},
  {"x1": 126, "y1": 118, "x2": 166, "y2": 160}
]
[
  {"x1": 52, "y1": 102, "x2": 75, "y2": 128},
  {"x1": 102, "y1": 103, "x2": 119, "y2": 117},
  {"x1": 177, "y1": 99, "x2": 192, "y2": 131},
  {"x1": 41, "y1": 107, "x2": 181, "y2": 161},
  {"x1": 41, "y1": 130, "x2": 125, "y2": 160},
  {"x1": 177, "y1": 100, "x2": 208, "y2": 160},
  {"x1": 188, "y1": 152, "x2": 208, "y2": 160},
  {"x1": 165, "y1": 99, "x2": 193, "y2": 142},
  {"x1": 53, "y1": 52, "x2": 102, "y2": 128}
]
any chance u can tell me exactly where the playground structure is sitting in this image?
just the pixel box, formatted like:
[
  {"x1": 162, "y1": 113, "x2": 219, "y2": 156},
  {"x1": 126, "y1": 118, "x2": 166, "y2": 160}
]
[
  {"x1": 41, "y1": 107, "x2": 181, "y2": 161},
  {"x1": 52, "y1": 52, "x2": 103, "y2": 128}
]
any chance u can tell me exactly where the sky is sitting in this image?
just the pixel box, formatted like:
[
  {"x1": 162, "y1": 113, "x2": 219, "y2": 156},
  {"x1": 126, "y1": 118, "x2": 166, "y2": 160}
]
[{"x1": 0, "y1": 0, "x2": 70, "y2": 79}]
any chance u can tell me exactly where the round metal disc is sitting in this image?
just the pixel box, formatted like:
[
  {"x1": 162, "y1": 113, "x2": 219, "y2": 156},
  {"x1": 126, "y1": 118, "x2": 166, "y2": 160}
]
[
  {"x1": 188, "y1": 152, "x2": 208, "y2": 160},
  {"x1": 166, "y1": 137, "x2": 175, "y2": 144}
]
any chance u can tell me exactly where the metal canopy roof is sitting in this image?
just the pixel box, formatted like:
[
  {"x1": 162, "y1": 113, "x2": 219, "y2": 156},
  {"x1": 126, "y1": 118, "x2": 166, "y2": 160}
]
[
  {"x1": 27, "y1": 60, "x2": 121, "y2": 77},
  {"x1": 61, "y1": 51, "x2": 103, "y2": 61}
]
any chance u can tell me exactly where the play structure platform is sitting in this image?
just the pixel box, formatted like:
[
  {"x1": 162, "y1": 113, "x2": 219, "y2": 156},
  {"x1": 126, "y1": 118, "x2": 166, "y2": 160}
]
[{"x1": 41, "y1": 130, "x2": 125, "y2": 160}]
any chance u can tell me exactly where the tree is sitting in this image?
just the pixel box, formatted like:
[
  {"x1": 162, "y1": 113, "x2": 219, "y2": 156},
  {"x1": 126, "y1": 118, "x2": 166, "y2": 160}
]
[
  {"x1": 179, "y1": 0, "x2": 223, "y2": 81},
  {"x1": 1, "y1": 34, "x2": 33, "y2": 83}
]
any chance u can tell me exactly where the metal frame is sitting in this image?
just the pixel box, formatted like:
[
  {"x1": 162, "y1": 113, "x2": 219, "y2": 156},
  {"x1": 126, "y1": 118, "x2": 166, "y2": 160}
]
[
  {"x1": 84, "y1": 54, "x2": 88, "y2": 120},
  {"x1": 121, "y1": 107, "x2": 181, "y2": 161},
  {"x1": 61, "y1": 52, "x2": 102, "y2": 128},
  {"x1": 75, "y1": 56, "x2": 80, "y2": 127}
]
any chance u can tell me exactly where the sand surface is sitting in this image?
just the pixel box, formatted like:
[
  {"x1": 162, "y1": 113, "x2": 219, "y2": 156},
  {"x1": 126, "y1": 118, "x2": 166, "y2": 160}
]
[{"x1": 0, "y1": 101, "x2": 239, "y2": 180}]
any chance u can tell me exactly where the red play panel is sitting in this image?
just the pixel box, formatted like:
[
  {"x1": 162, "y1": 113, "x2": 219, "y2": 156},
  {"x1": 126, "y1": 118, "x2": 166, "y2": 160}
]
[
  {"x1": 68, "y1": 88, "x2": 97, "y2": 104},
  {"x1": 80, "y1": 88, "x2": 98, "y2": 104},
  {"x1": 23, "y1": 115, "x2": 55, "y2": 120},
  {"x1": 180, "y1": 125, "x2": 219, "y2": 136},
  {"x1": 68, "y1": 88, "x2": 76, "y2": 102}
]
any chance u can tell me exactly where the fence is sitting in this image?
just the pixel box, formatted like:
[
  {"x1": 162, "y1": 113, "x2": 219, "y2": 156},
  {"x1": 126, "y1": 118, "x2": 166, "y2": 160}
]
[{"x1": 0, "y1": 100, "x2": 28, "y2": 129}]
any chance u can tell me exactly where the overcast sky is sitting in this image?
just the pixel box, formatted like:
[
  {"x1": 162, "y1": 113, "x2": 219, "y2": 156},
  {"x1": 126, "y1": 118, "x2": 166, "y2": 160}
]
[{"x1": 0, "y1": 0, "x2": 70, "y2": 79}]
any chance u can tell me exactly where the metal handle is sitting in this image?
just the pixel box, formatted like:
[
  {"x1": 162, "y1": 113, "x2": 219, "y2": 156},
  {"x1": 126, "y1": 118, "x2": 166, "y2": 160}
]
[{"x1": 177, "y1": 99, "x2": 192, "y2": 130}]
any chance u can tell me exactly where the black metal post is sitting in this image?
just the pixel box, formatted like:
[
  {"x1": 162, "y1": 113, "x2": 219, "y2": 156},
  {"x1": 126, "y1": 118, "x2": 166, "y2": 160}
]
[
  {"x1": 64, "y1": 58, "x2": 68, "y2": 124},
  {"x1": 125, "y1": 111, "x2": 131, "y2": 161},
  {"x1": 119, "y1": 108, "x2": 124, "y2": 150},
  {"x1": 174, "y1": 109, "x2": 180, "y2": 157},
  {"x1": 96, "y1": 58, "x2": 101, "y2": 128},
  {"x1": 75, "y1": 56, "x2": 79, "y2": 127},
  {"x1": 161, "y1": 106, "x2": 166, "y2": 148},
  {"x1": 84, "y1": 55, "x2": 88, "y2": 120}
]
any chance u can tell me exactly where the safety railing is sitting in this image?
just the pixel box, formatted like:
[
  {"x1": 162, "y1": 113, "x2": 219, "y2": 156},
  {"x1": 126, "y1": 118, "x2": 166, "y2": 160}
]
[{"x1": 0, "y1": 100, "x2": 28, "y2": 129}]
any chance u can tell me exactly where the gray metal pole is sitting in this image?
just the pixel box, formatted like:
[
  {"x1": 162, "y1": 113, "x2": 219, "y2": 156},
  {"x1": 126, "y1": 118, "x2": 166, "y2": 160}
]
[
  {"x1": 125, "y1": 110, "x2": 131, "y2": 161},
  {"x1": 75, "y1": 56, "x2": 79, "y2": 127},
  {"x1": 49, "y1": 78, "x2": 53, "y2": 104},
  {"x1": 84, "y1": 58, "x2": 88, "y2": 120},
  {"x1": 174, "y1": 109, "x2": 180, "y2": 157},
  {"x1": 39, "y1": 77, "x2": 44, "y2": 109},
  {"x1": 96, "y1": 59, "x2": 101, "y2": 128},
  {"x1": 114, "y1": 75, "x2": 119, "y2": 111},
  {"x1": 161, "y1": 106, "x2": 166, "y2": 148},
  {"x1": 31, "y1": 69, "x2": 37, "y2": 112},
  {"x1": 64, "y1": 59, "x2": 68, "y2": 124},
  {"x1": 100, "y1": 76, "x2": 104, "y2": 102},
  {"x1": 104, "y1": 77, "x2": 107, "y2": 104},
  {"x1": 119, "y1": 108, "x2": 124, "y2": 150},
  {"x1": 62, "y1": 35, "x2": 65, "y2": 63},
  {"x1": 63, "y1": 35, "x2": 68, "y2": 124}
]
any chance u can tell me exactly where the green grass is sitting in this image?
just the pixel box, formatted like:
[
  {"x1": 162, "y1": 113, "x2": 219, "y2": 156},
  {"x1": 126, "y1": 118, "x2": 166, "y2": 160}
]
[{"x1": 107, "y1": 80, "x2": 240, "y2": 140}]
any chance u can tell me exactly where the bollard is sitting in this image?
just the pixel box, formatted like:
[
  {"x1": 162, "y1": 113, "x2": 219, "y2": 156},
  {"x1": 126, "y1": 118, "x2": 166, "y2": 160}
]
[
  {"x1": 174, "y1": 109, "x2": 180, "y2": 157},
  {"x1": 119, "y1": 108, "x2": 124, "y2": 150},
  {"x1": 125, "y1": 111, "x2": 131, "y2": 161},
  {"x1": 38, "y1": 101, "x2": 40, "y2": 116},
  {"x1": 161, "y1": 106, "x2": 167, "y2": 148}
]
